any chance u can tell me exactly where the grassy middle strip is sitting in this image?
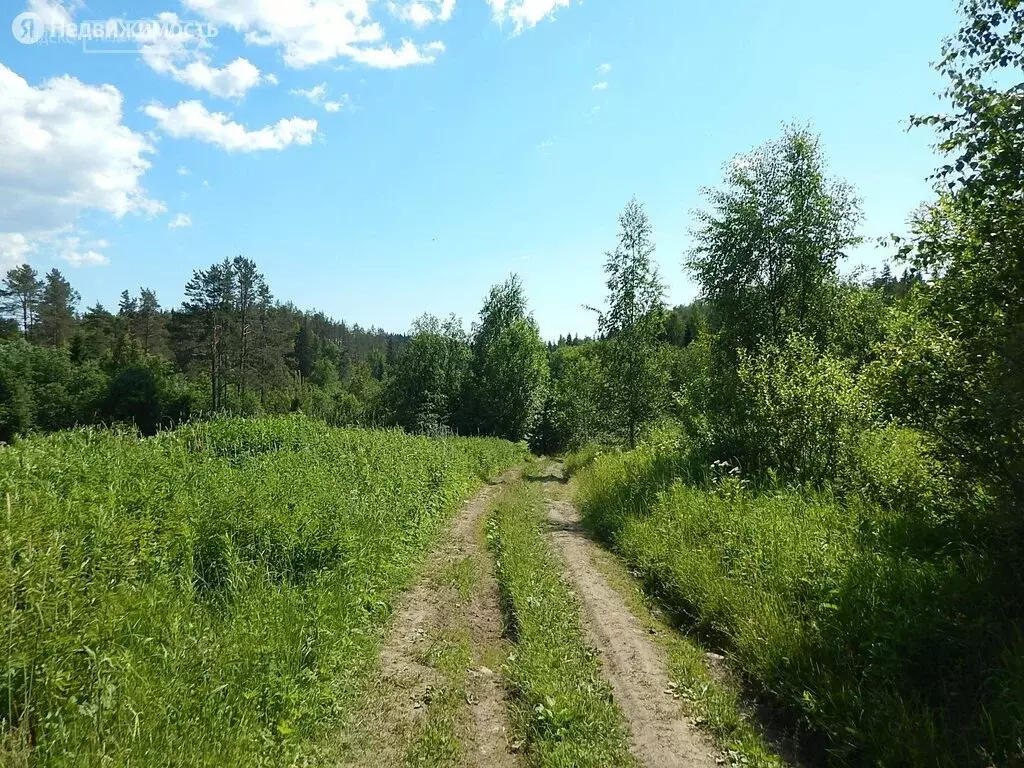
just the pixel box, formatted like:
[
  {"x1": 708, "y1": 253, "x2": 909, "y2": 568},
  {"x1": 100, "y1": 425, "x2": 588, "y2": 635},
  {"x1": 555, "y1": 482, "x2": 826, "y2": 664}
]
[{"x1": 486, "y1": 480, "x2": 635, "y2": 768}]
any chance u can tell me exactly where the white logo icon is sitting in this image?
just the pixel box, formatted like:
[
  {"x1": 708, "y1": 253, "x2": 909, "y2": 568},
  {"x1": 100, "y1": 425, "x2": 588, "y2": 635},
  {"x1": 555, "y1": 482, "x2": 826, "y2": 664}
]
[{"x1": 12, "y1": 11, "x2": 44, "y2": 44}]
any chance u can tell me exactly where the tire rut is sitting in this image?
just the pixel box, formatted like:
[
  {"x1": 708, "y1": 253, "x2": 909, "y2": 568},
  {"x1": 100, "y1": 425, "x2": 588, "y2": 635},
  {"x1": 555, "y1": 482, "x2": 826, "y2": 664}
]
[
  {"x1": 540, "y1": 464, "x2": 717, "y2": 768},
  {"x1": 338, "y1": 471, "x2": 519, "y2": 767}
]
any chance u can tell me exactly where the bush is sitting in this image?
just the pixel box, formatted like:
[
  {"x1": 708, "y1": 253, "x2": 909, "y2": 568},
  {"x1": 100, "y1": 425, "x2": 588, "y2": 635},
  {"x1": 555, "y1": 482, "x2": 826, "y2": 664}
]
[
  {"x1": 686, "y1": 334, "x2": 875, "y2": 486},
  {"x1": 848, "y1": 426, "x2": 951, "y2": 516}
]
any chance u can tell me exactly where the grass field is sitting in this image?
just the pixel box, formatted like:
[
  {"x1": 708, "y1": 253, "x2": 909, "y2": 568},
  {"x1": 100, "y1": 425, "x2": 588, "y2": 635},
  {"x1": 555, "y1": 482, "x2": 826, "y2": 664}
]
[
  {"x1": 572, "y1": 438, "x2": 1024, "y2": 766},
  {"x1": 1, "y1": 415, "x2": 526, "y2": 766}
]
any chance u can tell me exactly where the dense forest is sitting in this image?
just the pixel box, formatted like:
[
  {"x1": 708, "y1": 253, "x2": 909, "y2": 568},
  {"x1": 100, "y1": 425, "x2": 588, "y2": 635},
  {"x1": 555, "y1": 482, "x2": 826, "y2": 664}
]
[
  {"x1": 0, "y1": 258, "x2": 413, "y2": 441},
  {"x1": 1, "y1": 0, "x2": 1022, "y2": 763}
]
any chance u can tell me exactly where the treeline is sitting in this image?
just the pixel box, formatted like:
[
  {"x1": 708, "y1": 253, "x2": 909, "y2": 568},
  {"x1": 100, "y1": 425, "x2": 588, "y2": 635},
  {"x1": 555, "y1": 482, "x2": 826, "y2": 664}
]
[
  {"x1": 0, "y1": 252, "x2": 712, "y2": 449},
  {"x1": 0, "y1": 258, "x2": 409, "y2": 441}
]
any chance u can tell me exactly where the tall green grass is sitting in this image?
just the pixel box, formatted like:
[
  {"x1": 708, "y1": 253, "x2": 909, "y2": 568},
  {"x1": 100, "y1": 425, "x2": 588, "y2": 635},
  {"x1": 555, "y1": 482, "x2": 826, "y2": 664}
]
[
  {"x1": 1, "y1": 415, "x2": 526, "y2": 766},
  {"x1": 487, "y1": 481, "x2": 635, "y2": 768},
  {"x1": 575, "y1": 433, "x2": 1024, "y2": 766}
]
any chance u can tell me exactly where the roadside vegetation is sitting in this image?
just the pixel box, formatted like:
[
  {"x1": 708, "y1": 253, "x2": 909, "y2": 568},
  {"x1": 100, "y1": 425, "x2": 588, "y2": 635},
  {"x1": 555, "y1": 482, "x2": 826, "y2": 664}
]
[
  {"x1": 567, "y1": 3, "x2": 1024, "y2": 764},
  {"x1": 0, "y1": 415, "x2": 525, "y2": 765},
  {"x1": 487, "y1": 479, "x2": 635, "y2": 767},
  {"x1": 579, "y1": 511, "x2": 785, "y2": 768}
]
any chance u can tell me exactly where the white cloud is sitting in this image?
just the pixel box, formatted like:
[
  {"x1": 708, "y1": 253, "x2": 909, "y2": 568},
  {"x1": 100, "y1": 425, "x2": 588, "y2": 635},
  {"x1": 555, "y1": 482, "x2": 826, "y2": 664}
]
[
  {"x1": 597, "y1": 62, "x2": 612, "y2": 74},
  {"x1": 346, "y1": 39, "x2": 443, "y2": 69},
  {"x1": 168, "y1": 213, "x2": 193, "y2": 229},
  {"x1": 291, "y1": 82, "x2": 351, "y2": 112},
  {"x1": 183, "y1": 0, "x2": 446, "y2": 69},
  {"x1": 0, "y1": 64, "x2": 161, "y2": 268},
  {"x1": 145, "y1": 100, "x2": 319, "y2": 152},
  {"x1": 60, "y1": 237, "x2": 109, "y2": 267},
  {"x1": 24, "y1": 0, "x2": 77, "y2": 29},
  {"x1": 292, "y1": 82, "x2": 329, "y2": 103},
  {"x1": 388, "y1": 0, "x2": 456, "y2": 27},
  {"x1": 487, "y1": 0, "x2": 570, "y2": 33},
  {"x1": 175, "y1": 58, "x2": 267, "y2": 99},
  {"x1": 139, "y1": 12, "x2": 272, "y2": 99},
  {"x1": 592, "y1": 81, "x2": 608, "y2": 90},
  {"x1": 0, "y1": 234, "x2": 38, "y2": 269},
  {"x1": 177, "y1": 165, "x2": 191, "y2": 175}
]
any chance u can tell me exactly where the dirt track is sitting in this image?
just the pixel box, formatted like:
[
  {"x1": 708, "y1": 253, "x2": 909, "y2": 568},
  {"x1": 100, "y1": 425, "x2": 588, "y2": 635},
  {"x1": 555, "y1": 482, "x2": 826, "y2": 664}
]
[
  {"x1": 540, "y1": 464, "x2": 717, "y2": 768},
  {"x1": 344, "y1": 462, "x2": 718, "y2": 767},
  {"x1": 340, "y1": 472, "x2": 518, "y2": 767}
]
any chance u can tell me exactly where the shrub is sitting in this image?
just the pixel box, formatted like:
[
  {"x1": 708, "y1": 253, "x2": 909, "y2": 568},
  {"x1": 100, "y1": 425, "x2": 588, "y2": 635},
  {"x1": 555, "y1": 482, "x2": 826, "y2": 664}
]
[{"x1": 724, "y1": 334, "x2": 874, "y2": 485}]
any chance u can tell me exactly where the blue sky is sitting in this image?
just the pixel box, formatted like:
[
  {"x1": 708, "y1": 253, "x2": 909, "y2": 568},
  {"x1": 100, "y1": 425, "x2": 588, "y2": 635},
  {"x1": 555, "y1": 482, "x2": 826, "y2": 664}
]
[{"x1": 1, "y1": 0, "x2": 959, "y2": 338}]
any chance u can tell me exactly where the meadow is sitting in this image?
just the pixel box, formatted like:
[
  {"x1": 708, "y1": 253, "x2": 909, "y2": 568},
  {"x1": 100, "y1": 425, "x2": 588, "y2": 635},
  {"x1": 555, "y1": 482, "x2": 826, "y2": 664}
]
[
  {"x1": 1, "y1": 415, "x2": 525, "y2": 766},
  {"x1": 572, "y1": 431, "x2": 1024, "y2": 766}
]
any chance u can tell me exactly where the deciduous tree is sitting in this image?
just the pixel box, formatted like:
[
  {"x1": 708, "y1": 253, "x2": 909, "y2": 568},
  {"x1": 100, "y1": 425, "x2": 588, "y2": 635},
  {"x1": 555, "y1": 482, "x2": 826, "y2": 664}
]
[{"x1": 593, "y1": 198, "x2": 669, "y2": 447}]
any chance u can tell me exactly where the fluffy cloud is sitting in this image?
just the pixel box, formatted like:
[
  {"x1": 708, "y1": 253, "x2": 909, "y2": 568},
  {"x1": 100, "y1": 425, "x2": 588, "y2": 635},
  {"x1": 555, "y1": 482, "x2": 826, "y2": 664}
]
[
  {"x1": 292, "y1": 83, "x2": 328, "y2": 102},
  {"x1": 24, "y1": 0, "x2": 76, "y2": 29},
  {"x1": 0, "y1": 64, "x2": 161, "y2": 268},
  {"x1": 346, "y1": 39, "x2": 443, "y2": 68},
  {"x1": 597, "y1": 62, "x2": 611, "y2": 74},
  {"x1": 144, "y1": 100, "x2": 319, "y2": 152},
  {"x1": 139, "y1": 12, "x2": 272, "y2": 99},
  {"x1": 0, "y1": 234, "x2": 37, "y2": 269},
  {"x1": 388, "y1": 0, "x2": 456, "y2": 27},
  {"x1": 182, "y1": 0, "x2": 445, "y2": 69},
  {"x1": 60, "y1": 237, "x2": 110, "y2": 267},
  {"x1": 592, "y1": 81, "x2": 607, "y2": 90},
  {"x1": 168, "y1": 213, "x2": 193, "y2": 229},
  {"x1": 487, "y1": 0, "x2": 570, "y2": 33},
  {"x1": 291, "y1": 82, "x2": 351, "y2": 112},
  {"x1": 171, "y1": 58, "x2": 267, "y2": 99}
]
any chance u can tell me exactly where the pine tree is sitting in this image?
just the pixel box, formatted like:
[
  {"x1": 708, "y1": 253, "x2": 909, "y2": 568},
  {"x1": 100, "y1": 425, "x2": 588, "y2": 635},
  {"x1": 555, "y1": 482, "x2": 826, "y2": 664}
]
[
  {"x1": 37, "y1": 268, "x2": 80, "y2": 347},
  {"x1": 232, "y1": 256, "x2": 269, "y2": 396},
  {"x1": 183, "y1": 259, "x2": 236, "y2": 411},
  {"x1": 1, "y1": 264, "x2": 43, "y2": 338},
  {"x1": 136, "y1": 288, "x2": 165, "y2": 355}
]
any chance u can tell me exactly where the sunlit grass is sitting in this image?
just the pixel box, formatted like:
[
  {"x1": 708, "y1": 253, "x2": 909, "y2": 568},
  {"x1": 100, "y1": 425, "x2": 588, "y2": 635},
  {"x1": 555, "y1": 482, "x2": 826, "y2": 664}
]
[
  {"x1": 1, "y1": 414, "x2": 526, "y2": 766},
  {"x1": 575, "y1": 442, "x2": 1024, "y2": 766}
]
